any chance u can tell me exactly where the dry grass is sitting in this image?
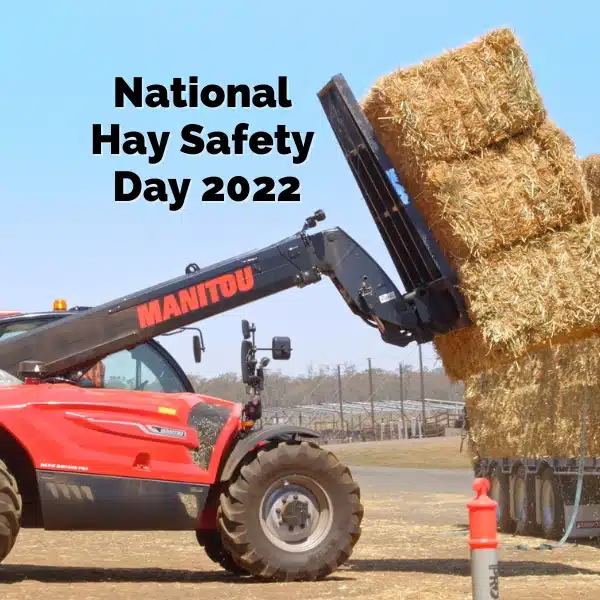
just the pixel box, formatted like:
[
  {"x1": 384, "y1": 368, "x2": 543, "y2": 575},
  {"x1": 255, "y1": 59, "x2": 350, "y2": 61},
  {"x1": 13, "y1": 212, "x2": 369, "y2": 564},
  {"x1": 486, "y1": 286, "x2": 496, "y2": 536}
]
[
  {"x1": 464, "y1": 336, "x2": 600, "y2": 457},
  {"x1": 433, "y1": 216, "x2": 600, "y2": 380},
  {"x1": 362, "y1": 28, "x2": 545, "y2": 165},
  {"x1": 326, "y1": 437, "x2": 472, "y2": 470},
  {"x1": 582, "y1": 154, "x2": 600, "y2": 215},
  {"x1": 412, "y1": 121, "x2": 591, "y2": 265}
]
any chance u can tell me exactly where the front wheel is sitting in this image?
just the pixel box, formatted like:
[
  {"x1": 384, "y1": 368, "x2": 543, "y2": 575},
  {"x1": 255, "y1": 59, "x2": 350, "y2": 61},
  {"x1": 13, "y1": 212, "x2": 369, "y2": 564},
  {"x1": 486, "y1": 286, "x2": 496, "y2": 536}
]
[
  {"x1": 196, "y1": 530, "x2": 249, "y2": 575},
  {"x1": 0, "y1": 459, "x2": 22, "y2": 564},
  {"x1": 217, "y1": 440, "x2": 363, "y2": 581}
]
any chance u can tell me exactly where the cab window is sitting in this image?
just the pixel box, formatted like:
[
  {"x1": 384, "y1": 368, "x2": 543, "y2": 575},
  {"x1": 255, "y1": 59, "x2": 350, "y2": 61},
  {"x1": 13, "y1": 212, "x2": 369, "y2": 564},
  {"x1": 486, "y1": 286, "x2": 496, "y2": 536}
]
[
  {"x1": 90, "y1": 344, "x2": 187, "y2": 393},
  {"x1": 0, "y1": 317, "x2": 187, "y2": 394}
]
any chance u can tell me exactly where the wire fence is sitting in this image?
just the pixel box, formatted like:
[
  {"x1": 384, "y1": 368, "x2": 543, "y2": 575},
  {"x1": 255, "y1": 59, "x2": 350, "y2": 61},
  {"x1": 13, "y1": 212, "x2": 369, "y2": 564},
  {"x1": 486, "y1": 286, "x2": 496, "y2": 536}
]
[
  {"x1": 261, "y1": 400, "x2": 465, "y2": 443},
  {"x1": 191, "y1": 353, "x2": 466, "y2": 443},
  {"x1": 257, "y1": 356, "x2": 465, "y2": 443}
]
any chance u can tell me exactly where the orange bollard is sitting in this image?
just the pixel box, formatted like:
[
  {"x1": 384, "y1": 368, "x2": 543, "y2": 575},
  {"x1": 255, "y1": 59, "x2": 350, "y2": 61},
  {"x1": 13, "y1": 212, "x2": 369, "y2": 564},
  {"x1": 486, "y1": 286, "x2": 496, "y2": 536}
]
[{"x1": 467, "y1": 478, "x2": 500, "y2": 599}]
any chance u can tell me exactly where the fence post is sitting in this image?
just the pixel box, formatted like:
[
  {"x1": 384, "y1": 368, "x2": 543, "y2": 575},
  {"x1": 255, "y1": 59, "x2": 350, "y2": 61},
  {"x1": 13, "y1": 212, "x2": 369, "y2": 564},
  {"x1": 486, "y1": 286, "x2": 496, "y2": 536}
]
[{"x1": 468, "y1": 478, "x2": 500, "y2": 599}]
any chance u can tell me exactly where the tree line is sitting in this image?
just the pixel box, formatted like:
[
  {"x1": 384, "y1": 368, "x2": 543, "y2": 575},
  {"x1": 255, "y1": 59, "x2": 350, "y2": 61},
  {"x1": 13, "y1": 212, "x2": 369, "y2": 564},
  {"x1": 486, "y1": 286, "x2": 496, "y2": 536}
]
[{"x1": 188, "y1": 362, "x2": 464, "y2": 408}]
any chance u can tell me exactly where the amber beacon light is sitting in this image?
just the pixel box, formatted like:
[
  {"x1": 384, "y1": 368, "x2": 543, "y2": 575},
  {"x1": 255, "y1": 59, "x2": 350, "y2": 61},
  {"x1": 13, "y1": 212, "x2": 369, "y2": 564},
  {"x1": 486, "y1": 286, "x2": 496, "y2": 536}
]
[{"x1": 53, "y1": 299, "x2": 68, "y2": 311}]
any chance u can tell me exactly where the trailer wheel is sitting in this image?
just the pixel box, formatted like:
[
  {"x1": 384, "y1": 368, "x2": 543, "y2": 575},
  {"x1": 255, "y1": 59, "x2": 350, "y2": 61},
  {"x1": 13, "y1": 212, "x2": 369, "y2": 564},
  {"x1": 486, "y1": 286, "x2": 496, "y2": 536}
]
[
  {"x1": 512, "y1": 465, "x2": 536, "y2": 536},
  {"x1": 539, "y1": 469, "x2": 564, "y2": 540},
  {"x1": 0, "y1": 460, "x2": 22, "y2": 564},
  {"x1": 217, "y1": 440, "x2": 363, "y2": 581},
  {"x1": 488, "y1": 465, "x2": 514, "y2": 533}
]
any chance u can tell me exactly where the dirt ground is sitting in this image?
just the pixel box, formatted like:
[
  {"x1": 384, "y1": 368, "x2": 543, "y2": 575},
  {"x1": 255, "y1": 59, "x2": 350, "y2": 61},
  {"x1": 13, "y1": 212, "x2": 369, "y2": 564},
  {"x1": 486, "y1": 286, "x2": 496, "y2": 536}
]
[
  {"x1": 326, "y1": 436, "x2": 472, "y2": 470},
  {"x1": 2, "y1": 453, "x2": 600, "y2": 599}
]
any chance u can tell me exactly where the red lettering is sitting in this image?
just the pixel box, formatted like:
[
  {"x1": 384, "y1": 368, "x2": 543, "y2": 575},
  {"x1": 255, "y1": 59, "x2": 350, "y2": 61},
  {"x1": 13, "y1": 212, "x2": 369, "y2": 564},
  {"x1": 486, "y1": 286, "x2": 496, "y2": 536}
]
[
  {"x1": 204, "y1": 279, "x2": 220, "y2": 303},
  {"x1": 235, "y1": 266, "x2": 254, "y2": 292},
  {"x1": 196, "y1": 283, "x2": 208, "y2": 307},
  {"x1": 178, "y1": 287, "x2": 199, "y2": 313},
  {"x1": 218, "y1": 274, "x2": 237, "y2": 298},
  {"x1": 162, "y1": 294, "x2": 182, "y2": 320},
  {"x1": 138, "y1": 267, "x2": 256, "y2": 330},
  {"x1": 137, "y1": 300, "x2": 163, "y2": 328}
]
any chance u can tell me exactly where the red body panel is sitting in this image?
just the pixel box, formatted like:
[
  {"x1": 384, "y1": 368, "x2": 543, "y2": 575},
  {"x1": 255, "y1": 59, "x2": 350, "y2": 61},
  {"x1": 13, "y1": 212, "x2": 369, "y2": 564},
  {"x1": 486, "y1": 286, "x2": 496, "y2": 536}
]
[{"x1": 0, "y1": 384, "x2": 242, "y2": 485}]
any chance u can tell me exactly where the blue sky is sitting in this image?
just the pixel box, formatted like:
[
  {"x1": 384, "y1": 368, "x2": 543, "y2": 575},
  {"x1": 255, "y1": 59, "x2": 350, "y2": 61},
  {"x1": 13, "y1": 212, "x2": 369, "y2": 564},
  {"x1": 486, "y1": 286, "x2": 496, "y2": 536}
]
[{"x1": 1, "y1": 2, "x2": 598, "y2": 379}]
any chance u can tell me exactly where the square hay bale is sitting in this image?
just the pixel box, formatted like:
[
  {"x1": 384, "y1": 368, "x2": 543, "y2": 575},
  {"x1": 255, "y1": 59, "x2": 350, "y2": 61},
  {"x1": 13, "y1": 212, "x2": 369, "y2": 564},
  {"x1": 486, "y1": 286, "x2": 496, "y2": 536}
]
[
  {"x1": 361, "y1": 27, "x2": 546, "y2": 168},
  {"x1": 414, "y1": 121, "x2": 592, "y2": 264},
  {"x1": 582, "y1": 154, "x2": 600, "y2": 215},
  {"x1": 464, "y1": 337, "x2": 600, "y2": 458},
  {"x1": 433, "y1": 216, "x2": 600, "y2": 381}
]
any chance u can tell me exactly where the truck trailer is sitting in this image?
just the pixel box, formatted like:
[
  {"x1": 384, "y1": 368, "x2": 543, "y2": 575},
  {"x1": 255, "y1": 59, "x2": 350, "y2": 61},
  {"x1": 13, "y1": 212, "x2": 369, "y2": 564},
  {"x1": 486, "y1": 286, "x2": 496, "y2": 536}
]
[{"x1": 476, "y1": 455, "x2": 600, "y2": 541}]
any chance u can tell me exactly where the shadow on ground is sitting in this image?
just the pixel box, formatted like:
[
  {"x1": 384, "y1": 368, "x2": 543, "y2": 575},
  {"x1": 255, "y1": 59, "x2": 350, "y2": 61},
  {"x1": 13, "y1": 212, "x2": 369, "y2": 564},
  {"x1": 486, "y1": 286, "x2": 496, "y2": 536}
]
[
  {"x1": 346, "y1": 558, "x2": 600, "y2": 577},
  {"x1": 0, "y1": 565, "x2": 349, "y2": 585},
  {"x1": 2, "y1": 557, "x2": 598, "y2": 584}
]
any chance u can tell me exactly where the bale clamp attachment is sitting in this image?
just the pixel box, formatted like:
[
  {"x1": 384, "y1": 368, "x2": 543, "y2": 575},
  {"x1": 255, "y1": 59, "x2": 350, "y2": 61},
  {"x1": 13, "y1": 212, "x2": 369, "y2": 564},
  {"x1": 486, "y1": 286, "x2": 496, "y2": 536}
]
[{"x1": 317, "y1": 74, "x2": 471, "y2": 336}]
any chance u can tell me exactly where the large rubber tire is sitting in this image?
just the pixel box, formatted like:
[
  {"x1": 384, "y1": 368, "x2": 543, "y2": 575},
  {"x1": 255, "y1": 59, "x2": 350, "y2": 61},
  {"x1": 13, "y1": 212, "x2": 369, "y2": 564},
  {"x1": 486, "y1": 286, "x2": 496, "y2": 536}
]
[
  {"x1": 0, "y1": 460, "x2": 22, "y2": 564},
  {"x1": 512, "y1": 465, "x2": 536, "y2": 536},
  {"x1": 488, "y1": 464, "x2": 514, "y2": 534},
  {"x1": 539, "y1": 468, "x2": 565, "y2": 540},
  {"x1": 217, "y1": 440, "x2": 363, "y2": 582},
  {"x1": 196, "y1": 530, "x2": 249, "y2": 576}
]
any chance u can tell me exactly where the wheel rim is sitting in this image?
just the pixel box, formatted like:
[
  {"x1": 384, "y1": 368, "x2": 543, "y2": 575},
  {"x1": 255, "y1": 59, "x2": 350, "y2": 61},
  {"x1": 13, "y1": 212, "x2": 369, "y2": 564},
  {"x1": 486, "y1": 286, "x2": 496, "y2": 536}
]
[
  {"x1": 541, "y1": 479, "x2": 554, "y2": 530},
  {"x1": 514, "y1": 478, "x2": 526, "y2": 523},
  {"x1": 490, "y1": 476, "x2": 502, "y2": 524},
  {"x1": 259, "y1": 474, "x2": 333, "y2": 553}
]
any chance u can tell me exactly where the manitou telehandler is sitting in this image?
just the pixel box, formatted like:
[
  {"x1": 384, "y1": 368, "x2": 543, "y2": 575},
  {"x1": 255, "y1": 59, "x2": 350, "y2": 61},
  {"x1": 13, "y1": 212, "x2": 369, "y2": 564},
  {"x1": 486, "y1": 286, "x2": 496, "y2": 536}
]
[{"x1": 0, "y1": 75, "x2": 470, "y2": 581}]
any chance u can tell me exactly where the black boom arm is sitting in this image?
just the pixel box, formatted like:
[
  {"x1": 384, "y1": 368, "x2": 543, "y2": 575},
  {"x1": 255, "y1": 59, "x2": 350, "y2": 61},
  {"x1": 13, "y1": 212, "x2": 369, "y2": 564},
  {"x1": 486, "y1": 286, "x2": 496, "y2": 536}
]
[{"x1": 0, "y1": 212, "x2": 463, "y2": 379}]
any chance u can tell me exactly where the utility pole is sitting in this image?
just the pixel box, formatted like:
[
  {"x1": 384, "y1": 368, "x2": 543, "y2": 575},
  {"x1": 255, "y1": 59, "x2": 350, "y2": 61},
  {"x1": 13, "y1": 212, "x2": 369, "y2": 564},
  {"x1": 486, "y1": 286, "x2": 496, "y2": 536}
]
[
  {"x1": 419, "y1": 345, "x2": 426, "y2": 425},
  {"x1": 367, "y1": 358, "x2": 375, "y2": 434},
  {"x1": 337, "y1": 364, "x2": 344, "y2": 432},
  {"x1": 399, "y1": 363, "x2": 405, "y2": 425}
]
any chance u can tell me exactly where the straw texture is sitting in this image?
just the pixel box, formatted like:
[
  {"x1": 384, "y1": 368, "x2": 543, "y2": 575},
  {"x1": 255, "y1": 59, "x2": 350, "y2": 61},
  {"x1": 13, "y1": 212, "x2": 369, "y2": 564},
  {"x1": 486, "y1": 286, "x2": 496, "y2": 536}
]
[
  {"x1": 464, "y1": 337, "x2": 600, "y2": 458},
  {"x1": 415, "y1": 121, "x2": 591, "y2": 264},
  {"x1": 582, "y1": 154, "x2": 600, "y2": 215},
  {"x1": 434, "y1": 216, "x2": 600, "y2": 380},
  {"x1": 362, "y1": 28, "x2": 546, "y2": 166}
]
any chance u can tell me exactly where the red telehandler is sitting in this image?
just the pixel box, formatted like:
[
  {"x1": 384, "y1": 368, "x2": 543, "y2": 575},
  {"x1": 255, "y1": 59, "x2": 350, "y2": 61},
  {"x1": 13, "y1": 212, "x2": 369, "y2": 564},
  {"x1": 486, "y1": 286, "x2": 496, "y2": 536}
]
[{"x1": 0, "y1": 75, "x2": 470, "y2": 581}]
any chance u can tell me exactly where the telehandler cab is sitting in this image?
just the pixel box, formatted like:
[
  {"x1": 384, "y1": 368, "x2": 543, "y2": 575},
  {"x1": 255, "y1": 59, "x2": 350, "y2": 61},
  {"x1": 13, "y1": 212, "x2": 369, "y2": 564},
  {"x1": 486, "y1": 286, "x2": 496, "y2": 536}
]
[{"x1": 0, "y1": 75, "x2": 469, "y2": 580}]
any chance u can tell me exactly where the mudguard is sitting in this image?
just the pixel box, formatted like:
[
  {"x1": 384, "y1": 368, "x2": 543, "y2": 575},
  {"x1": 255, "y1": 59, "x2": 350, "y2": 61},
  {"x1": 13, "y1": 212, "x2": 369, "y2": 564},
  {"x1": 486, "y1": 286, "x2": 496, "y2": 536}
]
[{"x1": 218, "y1": 425, "x2": 320, "y2": 482}]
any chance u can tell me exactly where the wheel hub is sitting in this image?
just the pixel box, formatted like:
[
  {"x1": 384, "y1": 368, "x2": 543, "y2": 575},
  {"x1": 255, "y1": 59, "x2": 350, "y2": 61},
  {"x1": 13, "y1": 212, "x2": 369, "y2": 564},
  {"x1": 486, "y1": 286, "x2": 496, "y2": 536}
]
[
  {"x1": 280, "y1": 498, "x2": 310, "y2": 528},
  {"x1": 260, "y1": 475, "x2": 333, "y2": 552}
]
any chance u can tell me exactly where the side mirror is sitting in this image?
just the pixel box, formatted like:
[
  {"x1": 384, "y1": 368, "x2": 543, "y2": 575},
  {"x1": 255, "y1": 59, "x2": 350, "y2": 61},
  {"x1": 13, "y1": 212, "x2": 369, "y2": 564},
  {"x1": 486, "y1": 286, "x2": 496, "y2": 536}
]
[
  {"x1": 242, "y1": 320, "x2": 251, "y2": 340},
  {"x1": 192, "y1": 335, "x2": 202, "y2": 363},
  {"x1": 272, "y1": 336, "x2": 292, "y2": 360},
  {"x1": 241, "y1": 340, "x2": 253, "y2": 384}
]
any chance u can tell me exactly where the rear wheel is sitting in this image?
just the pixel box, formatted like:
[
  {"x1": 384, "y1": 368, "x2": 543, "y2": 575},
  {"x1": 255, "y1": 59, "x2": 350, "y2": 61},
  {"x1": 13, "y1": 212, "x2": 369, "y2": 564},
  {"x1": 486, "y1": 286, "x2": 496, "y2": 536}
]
[
  {"x1": 539, "y1": 468, "x2": 564, "y2": 540},
  {"x1": 0, "y1": 460, "x2": 22, "y2": 563},
  {"x1": 488, "y1": 464, "x2": 514, "y2": 533},
  {"x1": 512, "y1": 465, "x2": 536, "y2": 535},
  {"x1": 217, "y1": 440, "x2": 363, "y2": 581}
]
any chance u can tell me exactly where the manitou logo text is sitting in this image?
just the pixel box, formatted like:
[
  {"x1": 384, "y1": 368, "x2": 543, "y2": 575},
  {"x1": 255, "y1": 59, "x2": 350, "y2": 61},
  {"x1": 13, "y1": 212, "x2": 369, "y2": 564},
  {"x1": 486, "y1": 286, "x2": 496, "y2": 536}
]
[{"x1": 136, "y1": 266, "x2": 255, "y2": 328}]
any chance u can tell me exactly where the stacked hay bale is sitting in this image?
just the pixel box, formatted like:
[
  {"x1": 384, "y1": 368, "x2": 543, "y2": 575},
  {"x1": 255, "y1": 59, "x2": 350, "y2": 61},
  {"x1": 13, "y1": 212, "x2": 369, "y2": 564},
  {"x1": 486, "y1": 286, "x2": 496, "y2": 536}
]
[
  {"x1": 464, "y1": 337, "x2": 600, "y2": 459},
  {"x1": 582, "y1": 154, "x2": 600, "y2": 215},
  {"x1": 362, "y1": 27, "x2": 595, "y2": 382}
]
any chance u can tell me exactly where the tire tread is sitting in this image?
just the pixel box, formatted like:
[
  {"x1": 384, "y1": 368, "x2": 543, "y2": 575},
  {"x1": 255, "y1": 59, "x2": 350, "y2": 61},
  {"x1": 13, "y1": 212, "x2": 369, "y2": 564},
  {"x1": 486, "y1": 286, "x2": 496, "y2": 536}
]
[{"x1": 217, "y1": 441, "x2": 363, "y2": 581}]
